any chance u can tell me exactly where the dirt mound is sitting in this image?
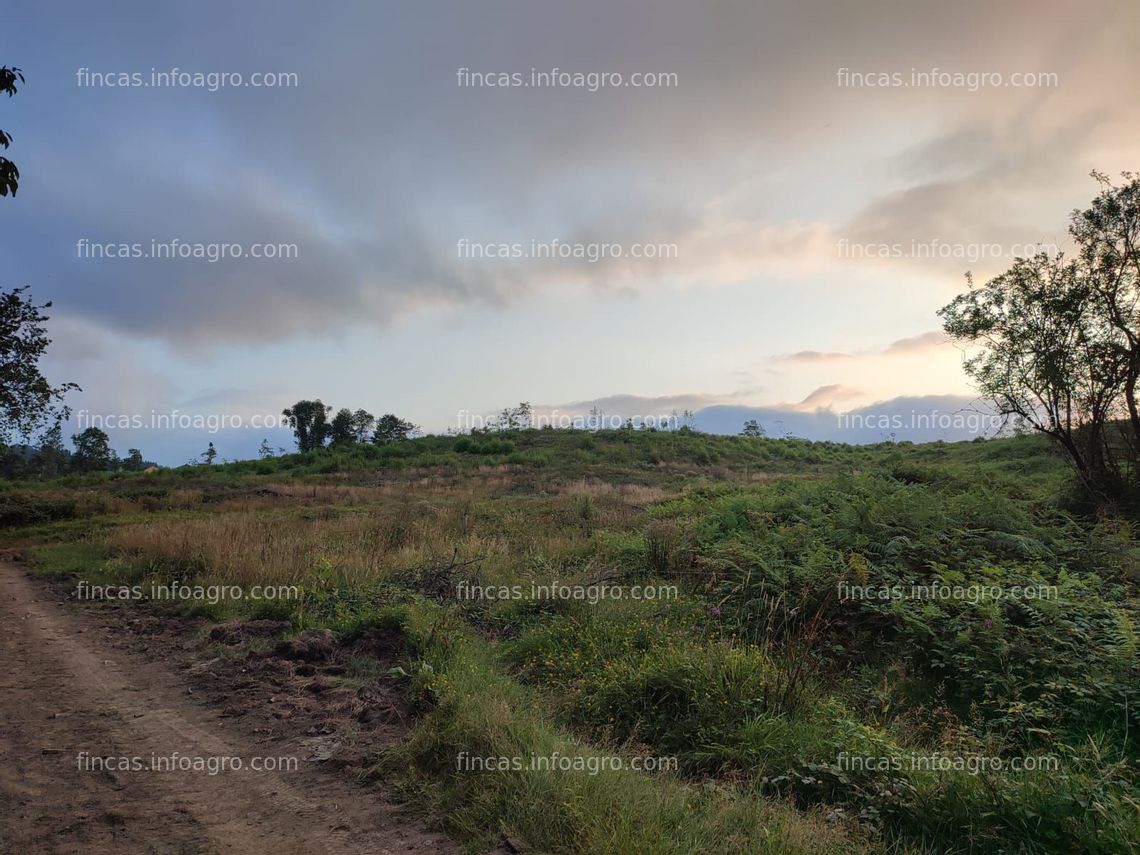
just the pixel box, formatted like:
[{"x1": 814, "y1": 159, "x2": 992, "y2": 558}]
[
  {"x1": 274, "y1": 628, "x2": 336, "y2": 661},
  {"x1": 345, "y1": 624, "x2": 407, "y2": 661},
  {"x1": 209, "y1": 618, "x2": 291, "y2": 644}
]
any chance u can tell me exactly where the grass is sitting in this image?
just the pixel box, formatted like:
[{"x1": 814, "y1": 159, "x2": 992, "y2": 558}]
[{"x1": 6, "y1": 428, "x2": 1138, "y2": 854}]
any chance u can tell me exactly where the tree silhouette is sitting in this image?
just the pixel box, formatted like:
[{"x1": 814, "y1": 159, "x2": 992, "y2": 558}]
[
  {"x1": 0, "y1": 288, "x2": 80, "y2": 442},
  {"x1": 940, "y1": 171, "x2": 1140, "y2": 499},
  {"x1": 282, "y1": 400, "x2": 332, "y2": 451},
  {"x1": 0, "y1": 66, "x2": 24, "y2": 196}
]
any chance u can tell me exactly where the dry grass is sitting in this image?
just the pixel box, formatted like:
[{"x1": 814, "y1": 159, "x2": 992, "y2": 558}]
[
  {"x1": 557, "y1": 480, "x2": 669, "y2": 506},
  {"x1": 98, "y1": 488, "x2": 603, "y2": 590},
  {"x1": 94, "y1": 474, "x2": 662, "y2": 617}
]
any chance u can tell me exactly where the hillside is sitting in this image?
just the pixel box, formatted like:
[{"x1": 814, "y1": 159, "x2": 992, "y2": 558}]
[{"x1": 2, "y1": 430, "x2": 1137, "y2": 854}]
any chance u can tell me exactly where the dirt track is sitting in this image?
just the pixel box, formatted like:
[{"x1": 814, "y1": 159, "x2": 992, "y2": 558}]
[{"x1": 0, "y1": 563, "x2": 456, "y2": 855}]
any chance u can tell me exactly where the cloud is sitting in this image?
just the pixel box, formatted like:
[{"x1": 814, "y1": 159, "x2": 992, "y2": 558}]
[
  {"x1": 7, "y1": 0, "x2": 1136, "y2": 349},
  {"x1": 775, "y1": 350, "x2": 851, "y2": 364},
  {"x1": 6, "y1": 0, "x2": 1137, "y2": 465},
  {"x1": 533, "y1": 391, "x2": 748, "y2": 421},
  {"x1": 695, "y1": 394, "x2": 1006, "y2": 442},
  {"x1": 885, "y1": 331, "x2": 951, "y2": 353},
  {"x1": 774, "y1": 330, "x2": 950, "y2": 364},
  {"x1": 796, "y1": 384, "x2": 863, "y2": 409}
]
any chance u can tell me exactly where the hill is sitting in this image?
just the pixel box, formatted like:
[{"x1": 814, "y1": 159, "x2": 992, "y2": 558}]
[{"x1": 2, "y1": 430, "x2": 1136, "y2": 854}]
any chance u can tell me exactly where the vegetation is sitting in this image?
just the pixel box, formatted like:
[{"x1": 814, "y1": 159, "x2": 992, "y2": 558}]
[
  {"x1": 0, "y1": 64, "x2": 81, "y2": 474},
  {"x1": 0, "y1": 287, "x2": 79, "y2": 444},
  {"x1": 5, "y1": 428, "x2": 1137, "y2": 854},
  {"x1": 0, "y1": 64, "x2": 22, "y2": 196},
  {"x1": 941, "y1": 172, "x2": 1140, "y2": 505},
  {"x1": 1, "y1": 119, "x2": 1135, "y2": 850}
]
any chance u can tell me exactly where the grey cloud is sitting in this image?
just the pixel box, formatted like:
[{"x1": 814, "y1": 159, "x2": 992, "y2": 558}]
[
  {"x1": 695, "y1": 395, "x2": 1007, "y2": 442},
  {"x1": 6, "y1": 0, "x2": 1136, "y2": 348}
]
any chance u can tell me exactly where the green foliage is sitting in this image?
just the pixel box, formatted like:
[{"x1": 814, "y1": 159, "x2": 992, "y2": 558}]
[
  {"x1": 71, "y1": 427, "x2": 115, "y2": 472},
  {"x1": 0, "y1": 65, "x2": 23, "y2": 196},
  {"x1": 0, "y1": 287, "x2": 79, "y2": 441},
  {"x1": 281, "y1": 399, "x2": 332, "y2": 452},
  {"x1": 373, "y1": 413, "x2": 419, "y2": 443},
  {"x1": 940, "y1": 172, "x2": 1140, "y2": 504}
]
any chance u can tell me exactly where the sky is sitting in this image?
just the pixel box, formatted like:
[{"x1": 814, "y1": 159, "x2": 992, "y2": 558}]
[{"x1": 4, "y1": 0, "x2": 1139, "y2": 463}]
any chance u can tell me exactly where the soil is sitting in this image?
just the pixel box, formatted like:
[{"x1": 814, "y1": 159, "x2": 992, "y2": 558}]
[{"x1": 0, "y1": 561, "x2": 459, "y2": 855}]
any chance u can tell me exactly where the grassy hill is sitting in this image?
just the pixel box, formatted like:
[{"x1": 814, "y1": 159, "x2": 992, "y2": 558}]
[{"x1": 4, "y1": 429, "x2": 1137, "y2": 854}]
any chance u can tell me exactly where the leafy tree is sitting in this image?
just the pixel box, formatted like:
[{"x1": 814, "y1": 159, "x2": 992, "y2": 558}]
[
  {"x1": 0, "y1": 65, "x2": 23, "y2": 197},
  {"x1": 940, "y1": 172, "x2": 1140, "y2": 498},
  {"x1": 0, "y1": 70, "x2": 78, "y2": 446},
  {"x1": 1071, "y1": 171, "x2": 1140, "y2": 446},
  {"x1": 0, "y1": 444, "x2": 27, "y2": 478},
  {"x1": 122, "y1": 448, "x2": 146, "y2": 471},
  {"x1": 200, "y1": 441, "x2": 217, "y2": 465},
  {"x1": 0, "y1": 287, "x2": 80, "y2": 442},
  {"x1": 329, "y1": 408, "x2": 356, "y2": 445},
  {"x1": 281, "y1": 399, "x2": 331, "y2": 452},
  {"x1": 257, "y1": 438, "x2": 275, "y2": 459},
  {"x1": 495, "y1": 402, "x2": 533, "y2": 431},
  {"x1": 71, "y1": 427, "x2": 115, "y2": 472},
  {"x1": 31, "y1": 422, "x2": 69, "y2": 477},
  {"x1": 942, "y1": 255, "x2": 1121, "y2": 492},
  {"x1": 740, "y1": 419, "x2": 766, "y2": 437},
  {"x1": 372, "y1": 413, "x2": 418, "y2": 443},
  {"x1": 350, "y1": 408, "x2": 375, "y2": 442}
]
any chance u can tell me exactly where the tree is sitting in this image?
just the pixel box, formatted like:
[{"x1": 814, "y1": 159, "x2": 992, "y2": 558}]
[
  {"x1": 350, "y1": 409, "x2": 375, "y2": 442},
  {"x1": 0, "y1": 66, "x2": 23, "y2": 197},
  {"x1": 281, "y1": 400, "x2": 332, "y2": 452},
  {"x1": 31, "y1": 422, "x2": 69, "y2": 477},
  {"x1": 495, "y1": 402, "x2": 533, "y2": 431},
  {"x1": 200, "y1": 442, "x2": 217, "y2": 465},
  {"x1": 329, "y1": 407, "x2": 356, "y2": 445},
  {"x1": 258, "y1": 438, "x2": 275, "y2": 459},
  {"x1": 0, "y1": 287, "x2": 80, "y2": 442},
  {"x1": 0, "y1": 69, "x2": 78, "y2": 445},
  {"x1": 740, "y1": 419, "x2": 766, "y2": 437},
  {"x1": 1071, "y1": 171, "x2": 1140, "y2": 450},
  {"x1": 372, "y1": 413, "x2": 418, "y2": 443},
  {"x1": 940, "y1": 172, "x2": 1140, "y2": 499},
  {"x1": 941, "y1": 255, "x2": 1123, "y2": 492},
  {"x1": 0, "y1": 445, "x2": 27, "y2": 478},
  {"x1": 71, "y1": 427, "x2": 115, "y2": 472},
  {"x1": 122, "y1": 448, "x2": 146, "y2": 472}
]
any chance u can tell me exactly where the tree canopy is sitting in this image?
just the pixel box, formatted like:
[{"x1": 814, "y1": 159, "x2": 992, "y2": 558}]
[{"x1": 940, "y1": 171, "x2": 1140, "y2": 501}]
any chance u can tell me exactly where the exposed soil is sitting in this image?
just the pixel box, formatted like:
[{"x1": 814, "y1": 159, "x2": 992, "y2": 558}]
[{"x1": 0, "y1": 561, "x2": 458, "y2": 855}]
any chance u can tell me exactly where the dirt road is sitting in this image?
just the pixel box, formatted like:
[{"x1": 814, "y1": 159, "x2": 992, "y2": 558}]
[{"x1": 0, "y1": 563, "x2": 456, "y2": 855}]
